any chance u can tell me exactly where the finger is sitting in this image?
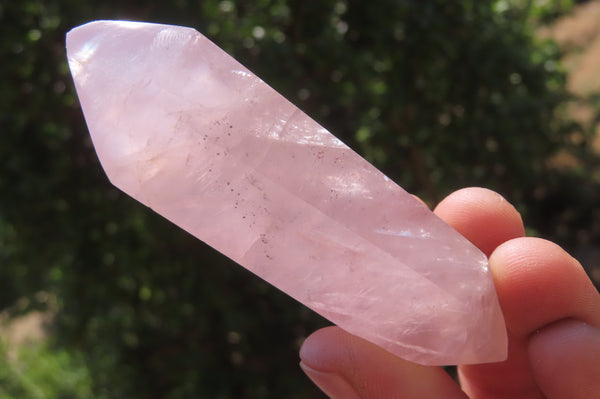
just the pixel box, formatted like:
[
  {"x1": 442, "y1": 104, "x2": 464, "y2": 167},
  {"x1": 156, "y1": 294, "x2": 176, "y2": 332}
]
[
  {"x1": 432, "y1": 188, "x2": 535, "y2": 397},
  {"x1": 299, "y1": 326, "x2": 467, "y2": 399},
  {"x1": 459, "y1": 238, "x2": 600, "y2": 398},
  {"x1": 528, "y1": 319, "x2": 600, "y2": 398},
  {"x1": 491, "y1": 238, "x2": 600, "y2": 336},
  {"x1": 434, "y1": 187, "x2": 525, "y2": 257}
]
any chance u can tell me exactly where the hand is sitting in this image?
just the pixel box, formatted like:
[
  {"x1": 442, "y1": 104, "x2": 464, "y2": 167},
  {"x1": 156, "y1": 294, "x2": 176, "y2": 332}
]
[{"x1": 299, "y1": 187, "x2": 600, "y2": 398}]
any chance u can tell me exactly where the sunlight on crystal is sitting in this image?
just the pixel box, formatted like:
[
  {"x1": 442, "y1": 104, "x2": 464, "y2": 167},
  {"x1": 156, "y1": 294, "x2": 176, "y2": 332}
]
[
  {"x1": 154, "y1": 28, "x2": 192, "y2": 49},
  {"x1": 267, "y1": 118, "x2": 287, "y2": 140},
  {"x1": 67, "y1": 57, "x2": 83, "y2": 78},
  {"x1": 375, "y1": 228, "x2": 432, "y2": 239},
  {"x1": 327, "y1": 175, "x2": 371, "y2": 196},
  {"x1": 114, "y1": 20, "x2": 148, "y2": 30},
  {"x1": 232, "y1": 70, "x2": 253, "y2": 78},
  {"x1": 78, "y1": 41, "x2": 98, "y2": 63},
  {"x1": 68, "y1": 41, "x2": 98, "y2": 80},
  {"x1": 296, "y1": 128, "x2": 347, "y2": 148}
]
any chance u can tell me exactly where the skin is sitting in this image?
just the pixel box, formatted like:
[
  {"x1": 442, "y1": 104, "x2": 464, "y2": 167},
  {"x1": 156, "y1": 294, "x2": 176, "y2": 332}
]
[{"x1": 299, "y1": 187, "x2": 600, "y2": 399}]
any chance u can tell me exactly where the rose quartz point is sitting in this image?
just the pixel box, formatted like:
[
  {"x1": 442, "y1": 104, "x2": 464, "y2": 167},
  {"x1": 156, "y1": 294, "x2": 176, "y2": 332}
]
[{"x1": 66, "y1": 20, "x2": 508, "y2": 365}]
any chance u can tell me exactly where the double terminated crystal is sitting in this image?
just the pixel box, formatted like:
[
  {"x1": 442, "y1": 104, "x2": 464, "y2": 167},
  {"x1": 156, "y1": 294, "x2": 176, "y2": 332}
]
[{"x1": 66, "y1": 20, "x2": 507, "y2": 365}]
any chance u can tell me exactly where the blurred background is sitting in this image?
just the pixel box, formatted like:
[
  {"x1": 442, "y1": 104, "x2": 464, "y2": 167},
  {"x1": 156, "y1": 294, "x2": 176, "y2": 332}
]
[{"x1": 2, "y1": 0, "x2": 600, "y2": 397}]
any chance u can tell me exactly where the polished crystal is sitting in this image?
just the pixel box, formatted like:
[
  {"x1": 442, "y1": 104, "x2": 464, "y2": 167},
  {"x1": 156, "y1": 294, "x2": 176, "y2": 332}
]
[{"x1": 66, "y1": 20, "x2": 507, "y2": 365}]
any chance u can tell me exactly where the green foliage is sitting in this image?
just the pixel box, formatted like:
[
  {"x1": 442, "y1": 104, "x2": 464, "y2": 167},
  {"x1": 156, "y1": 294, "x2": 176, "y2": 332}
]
[
  {"x1": 0, "y1": 340, "x2": 96, "y2": 399},
  {"x1": 1, "y1": 0, "x2": 599, "y2": 398},
  {"x1": 498, "y1": 0, "x2": 576, "y2": 22},
  {"x1": 499, "y1": 0, "x2": 594, "y2": 23}
]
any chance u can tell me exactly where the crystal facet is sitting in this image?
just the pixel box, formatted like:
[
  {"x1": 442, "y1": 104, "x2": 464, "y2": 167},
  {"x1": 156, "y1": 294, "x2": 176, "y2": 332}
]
[{"x1": 66, "y1": 20, "x2": 507, "y2": 365}]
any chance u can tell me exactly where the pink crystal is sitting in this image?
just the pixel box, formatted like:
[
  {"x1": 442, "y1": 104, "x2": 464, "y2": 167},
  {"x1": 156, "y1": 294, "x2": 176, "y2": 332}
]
[{"x1": 66, "y1": 20, "x2": 507, "y2": 365}]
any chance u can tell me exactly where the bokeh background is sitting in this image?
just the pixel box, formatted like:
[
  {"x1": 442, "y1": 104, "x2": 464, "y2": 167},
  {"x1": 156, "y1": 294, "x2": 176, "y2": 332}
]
[{"x1": 2, "y1": 0, "x2": 600, "y2": 397}]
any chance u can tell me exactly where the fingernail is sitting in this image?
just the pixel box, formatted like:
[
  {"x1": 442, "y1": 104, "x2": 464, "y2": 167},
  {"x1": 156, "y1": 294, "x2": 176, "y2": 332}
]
[{"x1": 299, "y1": 361, "x2": 361, "y2": 399}]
